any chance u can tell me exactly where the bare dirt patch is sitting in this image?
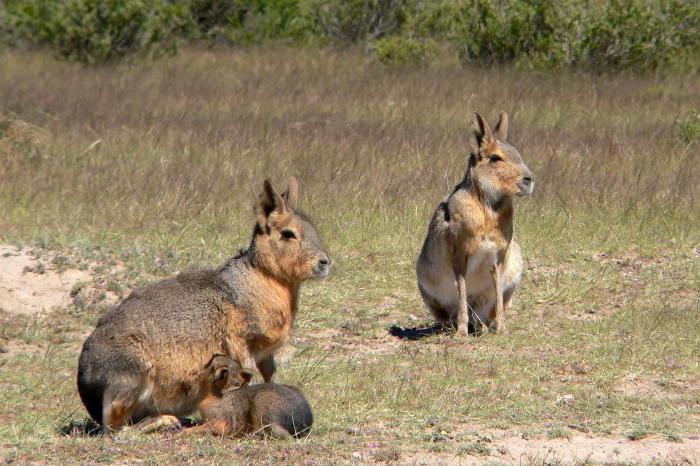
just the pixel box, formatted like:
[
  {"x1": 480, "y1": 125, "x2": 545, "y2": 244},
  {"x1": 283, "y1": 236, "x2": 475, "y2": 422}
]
[
  {"x1": 403, "y1": 431, "x2": 700, "y2": 465},
  {"x1": 303, "y1": 327, "x2": 407, "y2": 360},
  {"x1": 0, "y1": 245, "x2": 91, "y2": 316}
]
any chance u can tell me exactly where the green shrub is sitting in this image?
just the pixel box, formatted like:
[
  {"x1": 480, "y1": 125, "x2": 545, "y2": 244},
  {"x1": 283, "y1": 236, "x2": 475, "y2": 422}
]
[
  {"x1": 626, "y1": 425, "x2": 650, "y2": 441},
  {"x1": 2, "y1": 0, "x2": 190, "y2": 64},
  {"x1": 577, "y1": 0, "x2": 700, "y2": 70},
  {"x1": 226, "y1": 0, "x2": 307, "y2": 42},
  {"x1": 458, "y1": 0, "x2": 572, "y2": 66},
  {"x1": 303, "y1": 0, "x2": 413, "y2": 43},
  {"x1": 1, "y1": 0, "x2": 699, "y2": 69},
  {"x1": 373, "y1": 35, "x2": 437, "y2": 65},
  {"x1": 677, "y1": 110, "x2": 700, "y2": 145},
  {"x1": 408, "y1": 0, "x2": 699, "y2": 70},
  {"x1": 1, "y1": 0, "x2": 56, "y2": 46},
  {"x1": 186, "y1": 0, "x2": 308, "y2": 43},
  {"x1": 409, "y1": 0, "x2": 575, "y2": 67},
  {"x1": 188, "y1": 0, "x2": 240, "y2": 39}
]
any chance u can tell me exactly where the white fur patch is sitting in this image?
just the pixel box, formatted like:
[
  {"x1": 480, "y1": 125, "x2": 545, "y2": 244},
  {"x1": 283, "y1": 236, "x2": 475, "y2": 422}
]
[
  {"x1": 466, "y1": 240, "x2": 497, "y2": 276},
  {"x1": 422, "y1": 273, "x2": 458, "y2": 308},
  {"x1": 138, "y1": 382, "x2": 153, "y2": 404},
  {"x1": 478, "y1": 177, "x2": 503, "y2": 206}
]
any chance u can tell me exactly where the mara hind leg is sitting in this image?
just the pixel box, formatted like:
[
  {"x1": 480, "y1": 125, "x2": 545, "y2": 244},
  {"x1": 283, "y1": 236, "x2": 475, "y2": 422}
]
[
  {"x1": 418, "y1": 283, "x2": 454, "y2": 327},
  {"x1": 267, "y1": 423, "x2": 293, "y2": 439},
  {"x1": 502, "y1": 284, "x2": 515, "y2": 314},
  {"x1": 100, "y1": 372, "x2": 149, "y2": 432},
  {"x1": 493, "y1": 282, "x2": 517, "y2": 332},
  {"x1": 101, "y1": 370, "x2": 178, "y2": 433},
  {"x1": 78, "y1": 341, "x2": 157, "y2": 432},
  {"x1": 498, "y1": 273, "x2": 520, "y2": 325}
]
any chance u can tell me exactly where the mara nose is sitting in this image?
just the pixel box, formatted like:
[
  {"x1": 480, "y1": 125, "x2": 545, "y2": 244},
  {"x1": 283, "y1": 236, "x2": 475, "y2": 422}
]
[
  {"x1": 318, "y1": 255, "x2": 331, "y2": 268},
  {"x1": 522, "y1": 174, "x2": 534, "y2": 186}
]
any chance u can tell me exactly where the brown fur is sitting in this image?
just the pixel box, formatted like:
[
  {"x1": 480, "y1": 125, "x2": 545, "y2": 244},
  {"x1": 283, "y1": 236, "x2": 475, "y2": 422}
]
[
  {"x1": 416, "y1": 112, "x2": 534, "y2": 335},
  {"x1": 199, "y1": 356, "x2": 313, "y2": 439},
  {"x1": 77, "y1": 178, "x2": 330, "y2": 431}
]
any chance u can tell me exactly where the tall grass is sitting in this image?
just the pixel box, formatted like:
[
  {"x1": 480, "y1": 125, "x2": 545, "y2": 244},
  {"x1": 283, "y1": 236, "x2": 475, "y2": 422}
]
[
  {"x1": 0, "y1": 47, "x2": 698, "y2": 256},
  {"x1": 0, "y1": 48, "x2": 695, "y2": 332}
]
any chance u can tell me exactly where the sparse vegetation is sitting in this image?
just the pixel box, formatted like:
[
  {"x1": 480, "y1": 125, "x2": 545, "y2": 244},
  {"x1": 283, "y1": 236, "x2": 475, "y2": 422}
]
[
  {"x1": 0, "y1": 46, "x2": 698, "y2": 463},
  {"x1": 626, "y1": 425, "x2": 651, "y2": 441},
  {"x1": 547, "y1": 426, "x2": 572, "y2": 440},
  {"x1": 458, "y1": 441, "x2": 491, "y2": 456},
  {"x1": 677, "y1": 110, "x2": 700, "y2": 144}
]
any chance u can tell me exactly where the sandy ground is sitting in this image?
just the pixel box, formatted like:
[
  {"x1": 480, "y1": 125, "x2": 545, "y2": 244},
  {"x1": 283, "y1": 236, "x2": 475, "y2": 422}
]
[
  {"x1": 0, "y1": 245, "x2": 91, "y2": 315},
  {"x1": 401, "y1": 431, "x2": 700, "y2": 464}
]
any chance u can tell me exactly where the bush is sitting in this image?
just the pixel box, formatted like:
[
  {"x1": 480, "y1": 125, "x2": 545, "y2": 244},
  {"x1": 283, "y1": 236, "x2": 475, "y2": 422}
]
[
  {"x1": 226, "y1": 0, "x2": 307, "y2": 42},
  {"x1": 577, "y1": 0, "x2": 700, "y2": 71},
  {"x1": 677, "y1": 110, "x2": 700, "y2": 145},
  {"x1": 303, "y1": 0, "x2": 413, "y2": 43},
  {"x1": 409, "y1": 0, "x2": 574, "y2": 66},
  {"x1": 1, "y1": 0, "x2": 699, "y2": 69},
  {"x1": 188, "y1": 0, "x2": 240, "y2": 38},
  {"x1": 407, "y1": 0, "x2": 700, "y2": 70},
  {"x1": 2, "y1": 0, "x2": 190, "y2": 64},
  {"x1": 373, "y1": 35, "x2": 437, "y2": 65},
  {"x1": 187, "y1": 0, "x2": 308, "y2": 43},
  {"x1": 458, "y1": 0, "x2": 572, "y2": 67}
]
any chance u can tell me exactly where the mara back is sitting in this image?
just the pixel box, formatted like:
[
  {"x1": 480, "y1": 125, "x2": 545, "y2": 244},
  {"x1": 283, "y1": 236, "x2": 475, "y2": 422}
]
[
  {"x1": 77, "y1": 177, "x2": 330, "y2": 430},
  {"x1": 416, "y1": 112, "x2": 534, "y2": 335},
  {"x1": 200, "y1": 379, "x2": 313, "y2": 439}
]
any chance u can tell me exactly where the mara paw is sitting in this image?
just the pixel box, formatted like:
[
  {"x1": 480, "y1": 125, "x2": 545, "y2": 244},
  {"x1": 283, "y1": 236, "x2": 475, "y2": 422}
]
[
  {"x1": 138, "y1": 415, "x2": 182, "y2": 434},
  {"x1": 489, "y1": 321, "x2": 504, "y2": 335}
]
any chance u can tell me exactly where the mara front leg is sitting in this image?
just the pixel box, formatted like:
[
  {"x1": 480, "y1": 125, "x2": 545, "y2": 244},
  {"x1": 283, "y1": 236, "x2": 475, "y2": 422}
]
[
  {"x1": 488, "y1": 265, "x2": 504, "y2": 334},
  {"x1": 224, "y1": 337, "x2": 258, "y2": 378},
  {"x1": 454, "y1": 253, "x2": 469, "y2": 337},
  {"x1": 256, "y1": 355, "x2": 276, "y2": 383}
]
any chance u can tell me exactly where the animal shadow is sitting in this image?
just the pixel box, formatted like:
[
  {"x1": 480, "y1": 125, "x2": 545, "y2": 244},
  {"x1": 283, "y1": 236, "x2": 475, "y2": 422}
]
[
  {"x1": 389, "y1": 320, "x2": 485, "y2": 340},
  {"x1": 59, "y1": 416, "x2": 204, "y2": 437},
  {"x1": 59, "y1": 418, "x2": 102, "y2": 437},
  {"x1": 388, "y1": 323, "x2": 449, "y2": 341}
]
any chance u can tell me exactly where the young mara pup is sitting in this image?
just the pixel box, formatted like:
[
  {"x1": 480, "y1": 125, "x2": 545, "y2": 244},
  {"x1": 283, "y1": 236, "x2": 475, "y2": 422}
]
[
  {"x1": 199, "y1": 355, "x2": 313, "y2": 439},
  {"x1": 416, "y1": 112, "x2": 534, "y2": 336},
  {"x1": 77, "y1": 177, "x2": 331, "y2": 431}
]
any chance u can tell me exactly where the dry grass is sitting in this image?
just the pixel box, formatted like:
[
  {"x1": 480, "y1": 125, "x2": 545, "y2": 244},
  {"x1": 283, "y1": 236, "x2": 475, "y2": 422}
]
[{"x1": 0, "y1": 45, "x2": 699, "y2": 464}]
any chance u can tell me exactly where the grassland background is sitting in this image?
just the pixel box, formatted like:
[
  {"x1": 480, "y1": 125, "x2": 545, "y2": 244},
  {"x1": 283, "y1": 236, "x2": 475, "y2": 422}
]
[{"x1": 0, "y1": 45, "x2": 699, "y2": 463}]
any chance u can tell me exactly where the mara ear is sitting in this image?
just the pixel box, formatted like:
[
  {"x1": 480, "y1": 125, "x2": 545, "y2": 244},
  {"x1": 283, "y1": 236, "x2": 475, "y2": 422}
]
[
  {"x1": 282, "y1": 176, "x2": 299, "y2": 211},
  {"x1": 470, "y1": 112, "x2": 494, "y2": 158},
  {"x1": 213, "y1": 366, "x2": 230, "y2": 384},
  {"x1": 211, "y1": 364, "x2": 231, "y2": 394},
  {"x1": 494, "y1": 111, "x2": 508, "y2": 141},
  {"x1": 255, "y1": 179, "x2": 287, "y2": 230},
  {"x1": 238, "y1": 369, "x2": 255, "y2": 387}
]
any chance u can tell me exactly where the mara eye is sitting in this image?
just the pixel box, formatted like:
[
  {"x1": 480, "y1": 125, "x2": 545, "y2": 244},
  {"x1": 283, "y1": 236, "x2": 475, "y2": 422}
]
[
  {"x1": 489, "y1": 154, "x2": 503, "y2": 163},
  {"x1": 281, "y1": 230, "x2": 297, "y2": 240}
]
